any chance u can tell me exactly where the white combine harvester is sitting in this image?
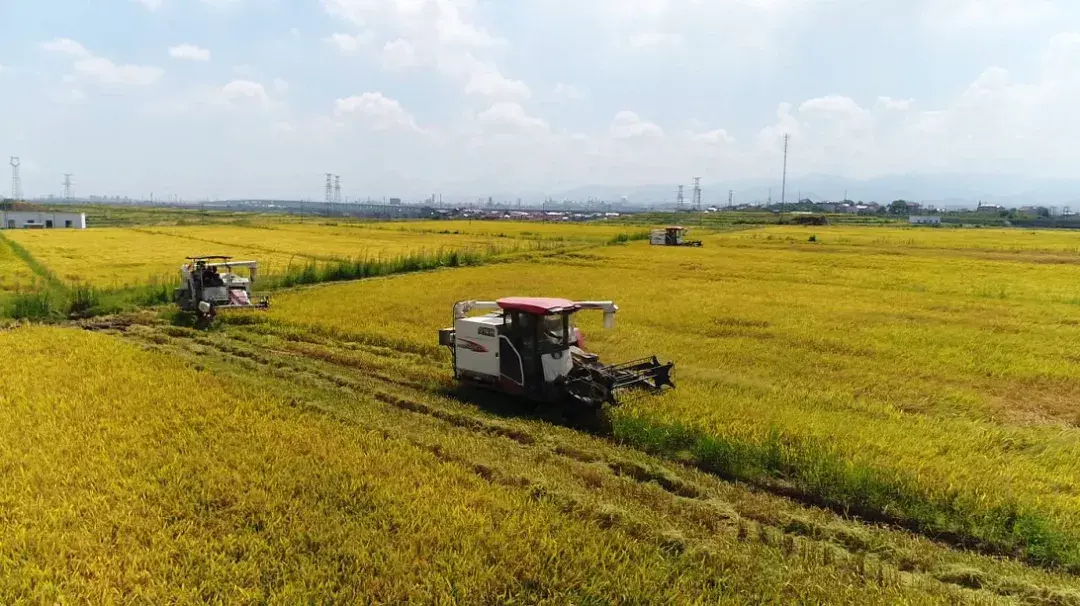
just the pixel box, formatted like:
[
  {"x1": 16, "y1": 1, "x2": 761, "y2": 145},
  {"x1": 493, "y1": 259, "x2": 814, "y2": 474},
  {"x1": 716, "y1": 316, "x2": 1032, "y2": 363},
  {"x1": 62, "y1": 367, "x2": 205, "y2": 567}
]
[
  {"x1": 174, "y1": 256, "x2": 269, "y2": 322},
  {"x1": 439, "y1": 297, "x2": 674, "y2": 410}
]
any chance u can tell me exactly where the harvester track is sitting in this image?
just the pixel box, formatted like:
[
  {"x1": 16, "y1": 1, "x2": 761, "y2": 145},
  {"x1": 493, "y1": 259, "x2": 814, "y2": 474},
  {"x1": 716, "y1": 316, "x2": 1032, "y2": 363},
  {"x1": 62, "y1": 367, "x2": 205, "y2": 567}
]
[{"x1": 78, "y1": 314, "x2": 1080, "y2": 605}]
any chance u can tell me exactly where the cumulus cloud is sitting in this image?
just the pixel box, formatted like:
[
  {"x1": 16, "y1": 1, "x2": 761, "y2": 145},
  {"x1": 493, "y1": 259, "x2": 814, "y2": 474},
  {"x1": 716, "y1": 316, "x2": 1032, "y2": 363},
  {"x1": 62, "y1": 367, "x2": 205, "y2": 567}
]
[
  {"x1": 551, "y1": 82, "x2": 588, "y2": 101},
  {"x1": 335, "y1": 92, "x2": 422, "y2": 132},
  {"x1": 323, "y1": 0, "x2": 525, "y2": 100},
  {"x1": 476, "y1": 102, "x2": 550, "y2": 135},
  {"x1": 43, "y1": 38, "x2": 162, "y2": 86},
  {"x1": 610, "y1": 111, "x2": 664, "y2": 139},
  {"x1": 221, "y1": 79, "x2": 272, "y2": 107},
  {"x1": 324, "y1": 32, "x2": 373, "y2": 54},
  {"x1": 41, "y1": 38, "x2": 90, "y2": 57},
  {"x1": 627, "y1": 32, "x2": 682, "y2": 49},
  {"x1": 169, "y1": 44, "x2": 211, "y2": 61},
  {"x1": 380, "y1": 39, "x2": 419, "y2": 70}
]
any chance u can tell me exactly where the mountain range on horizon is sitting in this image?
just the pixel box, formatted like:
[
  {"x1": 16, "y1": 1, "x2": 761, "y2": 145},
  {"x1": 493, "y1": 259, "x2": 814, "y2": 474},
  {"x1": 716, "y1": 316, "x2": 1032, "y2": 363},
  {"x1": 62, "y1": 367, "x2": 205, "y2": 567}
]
[{"x1": 544, "y1": 174, "x2": 1080, "y2": 210}]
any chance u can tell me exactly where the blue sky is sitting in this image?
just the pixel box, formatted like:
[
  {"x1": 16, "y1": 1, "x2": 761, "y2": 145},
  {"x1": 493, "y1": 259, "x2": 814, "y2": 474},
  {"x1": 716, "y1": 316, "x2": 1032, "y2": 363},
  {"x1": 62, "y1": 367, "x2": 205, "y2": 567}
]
[{"x1": 2, "y1": 0, "x2": 1080, "y2": 201}]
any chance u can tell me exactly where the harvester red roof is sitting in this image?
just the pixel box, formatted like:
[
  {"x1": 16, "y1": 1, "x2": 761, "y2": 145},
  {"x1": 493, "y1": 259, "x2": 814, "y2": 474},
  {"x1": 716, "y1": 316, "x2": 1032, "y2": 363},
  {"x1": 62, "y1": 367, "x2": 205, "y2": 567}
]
[{"x1": 496, "y1": 297, "x2": 579, "y2": 315}]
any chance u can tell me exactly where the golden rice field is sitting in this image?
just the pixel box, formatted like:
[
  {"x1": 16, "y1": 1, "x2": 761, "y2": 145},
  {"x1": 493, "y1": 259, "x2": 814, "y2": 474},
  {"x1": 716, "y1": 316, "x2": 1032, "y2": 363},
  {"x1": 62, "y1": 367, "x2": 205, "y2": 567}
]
[
  {"x1": 366, "y1": 219, "x2": 649, "y2": 242},
  {"x1": 268, "y1": 225, "x2": 1080, "y2": 570},
  {"x1": 2, "y1": 223, "x2": 562, "y2": 289},
  {"x1": 2, "y1": 324, "x2": 1032, "y2": 603},
  {"x1": 148, "y1": 223, "x2": 551, "y2": 261},
  {"x1": 0, "y1": 236, "x2": 36, "y2": 293},
  {"x1": 9, "y1": 219, "x2": 1080, "y2": 601}
]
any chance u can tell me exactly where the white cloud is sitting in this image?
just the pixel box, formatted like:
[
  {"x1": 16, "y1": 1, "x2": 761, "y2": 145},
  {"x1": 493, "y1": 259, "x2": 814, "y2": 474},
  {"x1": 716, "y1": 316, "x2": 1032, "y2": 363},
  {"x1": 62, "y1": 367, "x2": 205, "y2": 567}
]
[
  {"x1": 132, "y1": 0, "x2": 163, "y2": 9},
  {"x1": 334, "y1": 92, "x2": 421, "y2": 132},
  {"x1": 221, "y1": 79, "x2": 272, "y2": 107},
  {"x1": 323, "y1": 0, "x2": 525, "y2": 99},
  {"x1": 690, "y1": 128, "x2": 735, "y2": 144},
  {"x1": 551, "y1": 82, "x2": 588, "y2": 101},
  {"x1": 273, "y1": 78, "x2": 289, "y2": 93},
  {"x1": 476, "y1": 102, "x2": 550, "y2": 135},
  {"x1": 920, "y1": 0, "x2": 1059, "y2": 30},
  {"x1": 325, "y1": 32, "x2": 374, "y2": 54},
  {"x1": 169, "y1": 44, "x2": 211, "y2": 61},
  {"x1": 381, "y1": 39, "x2": 419, "y2": 70},
  {"x1": 437, "y1": 54, "x2": 530, "y2": 100},
  {"x1": 627, "y1": 32, "x2": 682, "y2": 49},
  {"x1": 73, "y1": 57, "x2": 162, "y2": 86},
  {"x1": 41, "y1": 38, "x2": 90, "y2": 57},
  {"x1": 43, "y1": 38, "x2": 162, "y2": 86},
  {"x1": 610, "y1": 110, "x2": 664, "y2": 139}
]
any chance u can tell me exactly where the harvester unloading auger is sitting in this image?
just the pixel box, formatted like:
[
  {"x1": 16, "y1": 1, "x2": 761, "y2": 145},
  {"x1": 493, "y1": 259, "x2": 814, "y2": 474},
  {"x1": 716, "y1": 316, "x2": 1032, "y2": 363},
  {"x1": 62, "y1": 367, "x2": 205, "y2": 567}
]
[{"x1": 439, "y1": 297, "x2": 674, "y2": 409}]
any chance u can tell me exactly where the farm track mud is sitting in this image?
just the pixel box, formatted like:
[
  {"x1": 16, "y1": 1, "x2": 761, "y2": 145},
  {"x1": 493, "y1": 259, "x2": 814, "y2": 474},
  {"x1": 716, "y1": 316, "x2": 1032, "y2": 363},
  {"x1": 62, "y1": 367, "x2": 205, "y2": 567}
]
[{"x1": 78, "y1": 313, "x2": 1080, "y2": 605}]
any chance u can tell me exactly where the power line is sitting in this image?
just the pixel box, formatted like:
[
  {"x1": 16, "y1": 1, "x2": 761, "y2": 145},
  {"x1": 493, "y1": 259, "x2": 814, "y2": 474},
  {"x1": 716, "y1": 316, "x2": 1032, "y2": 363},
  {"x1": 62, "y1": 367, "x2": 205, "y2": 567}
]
[{"x1": 10, "y1": 157, "x2": 22, "y2": 201}]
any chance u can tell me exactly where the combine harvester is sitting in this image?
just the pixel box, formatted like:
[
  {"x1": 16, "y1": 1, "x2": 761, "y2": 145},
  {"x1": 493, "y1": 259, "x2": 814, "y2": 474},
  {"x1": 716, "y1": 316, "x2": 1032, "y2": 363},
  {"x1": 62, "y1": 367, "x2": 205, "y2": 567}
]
[
  {"x1": 650, "y1": 226, "x2": 703, "y2": 247},
  {"x1": 440, "y1": 297, "x2": 674, "y2": 410},
  {"x1": 174, "y1": 256, "x2": 270, "y2": 323}
]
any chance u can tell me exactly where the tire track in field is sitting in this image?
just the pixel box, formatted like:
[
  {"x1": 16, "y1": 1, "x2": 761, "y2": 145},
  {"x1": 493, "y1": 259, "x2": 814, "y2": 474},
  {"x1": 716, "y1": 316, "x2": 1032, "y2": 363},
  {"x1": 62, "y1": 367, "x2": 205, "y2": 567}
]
[{"x1": 85, "y1": 317, "x2": 1080, "y2": 605}]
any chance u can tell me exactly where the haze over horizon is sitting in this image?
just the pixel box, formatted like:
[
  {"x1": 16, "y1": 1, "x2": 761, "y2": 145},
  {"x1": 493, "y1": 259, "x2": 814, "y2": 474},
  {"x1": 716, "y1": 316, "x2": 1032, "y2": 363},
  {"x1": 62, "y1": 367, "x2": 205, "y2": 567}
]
[{"x1": 4, "y1": 0, "x2": 1080, "y2": 202}]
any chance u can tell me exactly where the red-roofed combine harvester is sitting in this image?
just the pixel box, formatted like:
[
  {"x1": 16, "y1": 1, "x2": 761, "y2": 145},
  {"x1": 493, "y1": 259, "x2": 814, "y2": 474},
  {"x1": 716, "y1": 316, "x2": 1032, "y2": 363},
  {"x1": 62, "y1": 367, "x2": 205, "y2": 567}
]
[{"x1": 439, "y1": 297, "x2": 675, "y2": 409}]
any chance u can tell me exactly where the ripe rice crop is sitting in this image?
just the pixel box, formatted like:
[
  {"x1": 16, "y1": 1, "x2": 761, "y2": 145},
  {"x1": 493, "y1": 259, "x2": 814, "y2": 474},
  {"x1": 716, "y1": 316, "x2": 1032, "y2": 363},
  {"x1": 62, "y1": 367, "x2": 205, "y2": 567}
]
[
  {"x1": 148, "y1": 223, "x2": 548, "y2": 261},
  {"x1": 4, "y1": 227, "x2": 305, "y2": 288},
  {"x1": 268, "y1": 226, "x2": 1080, "y2": 569},
  {"x1": 3, "y1": 224, "x2": 560, "y2": 291},
  {"x1": 0, "y1": 235, "x2": 37, "y2": 293},
  {"x1": 0, "y1": 324, "x2": 979, "y2": 603},
  {"x1": 364, "y1": 219, "x2": 652, "y2": 242}
]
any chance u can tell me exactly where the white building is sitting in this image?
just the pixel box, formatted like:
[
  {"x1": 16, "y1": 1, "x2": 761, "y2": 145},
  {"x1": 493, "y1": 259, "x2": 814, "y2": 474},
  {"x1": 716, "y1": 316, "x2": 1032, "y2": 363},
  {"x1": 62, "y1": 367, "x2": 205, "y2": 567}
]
[
  {"x1": 0, "y1": 211, "x2": 86, "y2": 230},
  {"x1": 909, "y1": 215, "x2": 942, "y2": 226}
]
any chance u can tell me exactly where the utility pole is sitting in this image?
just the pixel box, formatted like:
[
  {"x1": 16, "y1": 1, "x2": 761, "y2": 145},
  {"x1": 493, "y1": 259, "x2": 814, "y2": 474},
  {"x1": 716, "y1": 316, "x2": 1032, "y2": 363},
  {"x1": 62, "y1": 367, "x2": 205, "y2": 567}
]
[
  {"x1": 728, "y1": 189, "x2": 734, "y2": 209},
  {"x1": 324, "y1": 173, "x2": 334, "y2": 205},
  {"x1": 780, "y1": 133, "x2": 789, "y2": 211},
  {"x1": 692, "y1": 177, "x2": 702, "y2": 212},
  {"x1": 63, "y1": 174, "x2": 74, "y2": 201},
  {"x1": 334, "y1": 175, "x2": 342, "y2": 205},
  {"x1": 9, "y1": 157, "x2": 22, "y2": 201},
  {"x1": 676, "y1": 185, "x2": 685, "y2": 211}
]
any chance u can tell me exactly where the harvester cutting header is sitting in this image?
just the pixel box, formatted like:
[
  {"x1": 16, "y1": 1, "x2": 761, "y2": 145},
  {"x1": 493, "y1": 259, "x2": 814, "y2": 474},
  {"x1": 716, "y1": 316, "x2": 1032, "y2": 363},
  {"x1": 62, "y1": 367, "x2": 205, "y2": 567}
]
[{"x1": 439, "y1": 297, "x2": 674, "y2": 409}]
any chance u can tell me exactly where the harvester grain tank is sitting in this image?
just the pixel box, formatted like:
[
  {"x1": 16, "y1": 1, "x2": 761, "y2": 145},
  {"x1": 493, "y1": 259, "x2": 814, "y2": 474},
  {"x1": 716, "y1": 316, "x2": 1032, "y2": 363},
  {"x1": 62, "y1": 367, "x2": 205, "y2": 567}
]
[
  {"x1": 651, "y1": 226, "x2": 703, "y2": 247},
  {"x1": 174, "y1": 256, "x2": 269, "y2": 322},
  {"x1": 439, "y1": 297, "x2": 674, "y2": 409}
]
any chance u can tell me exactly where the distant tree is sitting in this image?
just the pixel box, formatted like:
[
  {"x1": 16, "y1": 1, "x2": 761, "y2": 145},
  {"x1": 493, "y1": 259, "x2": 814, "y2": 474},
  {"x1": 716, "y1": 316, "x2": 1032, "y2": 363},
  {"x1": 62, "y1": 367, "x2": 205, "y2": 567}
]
[
  {"x1": 1037, "y1": 206, "x2": 1052, "y2": 218},
  {"x1": 888, "y1": 200, "x2": 911, "y2": 215}
]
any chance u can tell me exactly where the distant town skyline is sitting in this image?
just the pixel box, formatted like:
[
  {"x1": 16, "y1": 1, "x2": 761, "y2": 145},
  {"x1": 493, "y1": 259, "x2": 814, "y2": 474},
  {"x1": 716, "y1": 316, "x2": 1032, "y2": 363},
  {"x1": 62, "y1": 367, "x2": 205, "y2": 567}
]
[{"x1": 4, "y1": 1, "x2": 1080, "y2": 200}]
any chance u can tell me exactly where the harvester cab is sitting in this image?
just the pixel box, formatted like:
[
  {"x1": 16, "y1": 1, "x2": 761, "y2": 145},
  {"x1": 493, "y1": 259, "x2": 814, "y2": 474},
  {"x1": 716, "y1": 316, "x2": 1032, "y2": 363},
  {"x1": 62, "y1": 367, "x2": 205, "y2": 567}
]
[
  {"x1": 174, "y1": 256, "x2": 270, "y2": 321},
  {"x1": 439, "y1": 297, "x2": 674, "y2": 409},
  {"x1": 650, "y1": 226, "x2": 703, "y2": 247}
]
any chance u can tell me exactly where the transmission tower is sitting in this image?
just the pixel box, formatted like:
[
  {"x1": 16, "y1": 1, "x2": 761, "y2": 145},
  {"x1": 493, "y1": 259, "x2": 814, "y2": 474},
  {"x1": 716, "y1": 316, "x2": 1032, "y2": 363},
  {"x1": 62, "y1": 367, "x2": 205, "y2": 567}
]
[
  {"x1": 780, "y1": 133, "x2": 790, "y2": 210},
  {"x1": 692, "y1": 177, "x2": 702, "y2": 211},
  {"x1": 728, "y1": 189, "x2": 734, "y2": 209},
  {"x1": 676, "y1": 185, "x2": 685, "y2": 211},
  {"x1": 334, "y1": 175, "x2": 341, "y2": 204},
  {"x1": 10, "y1": 157, "x2": 22, "y2": 201},
  {"x1": 63, "y1": 174, "x2": 74, "y2": 201},
  {"x1": 324, "y1": 173, "x2": 334, "y2": 204}
]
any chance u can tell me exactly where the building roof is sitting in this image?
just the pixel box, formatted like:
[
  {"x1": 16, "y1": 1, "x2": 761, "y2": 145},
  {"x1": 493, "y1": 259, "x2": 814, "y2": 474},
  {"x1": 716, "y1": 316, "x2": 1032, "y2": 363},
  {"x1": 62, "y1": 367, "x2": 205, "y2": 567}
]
[{"x1": 497, "y1": 297, "x2": 579, "y2": 315}]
